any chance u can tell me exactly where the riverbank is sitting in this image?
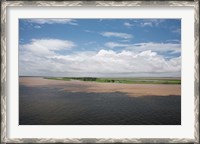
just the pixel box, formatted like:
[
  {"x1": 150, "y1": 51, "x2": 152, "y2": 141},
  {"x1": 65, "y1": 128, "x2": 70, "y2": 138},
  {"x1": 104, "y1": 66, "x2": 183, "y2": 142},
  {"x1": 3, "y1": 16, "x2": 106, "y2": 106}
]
[{"x1": 19, "y1": 77, "x2": 181, "y2": 97}]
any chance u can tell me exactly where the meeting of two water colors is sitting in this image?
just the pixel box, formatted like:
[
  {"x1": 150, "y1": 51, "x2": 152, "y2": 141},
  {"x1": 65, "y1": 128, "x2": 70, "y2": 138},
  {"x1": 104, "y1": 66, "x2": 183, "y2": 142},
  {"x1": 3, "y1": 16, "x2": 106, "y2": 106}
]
[{"x1": 19, "y1": 77, "x2": 181, "y2": 125}]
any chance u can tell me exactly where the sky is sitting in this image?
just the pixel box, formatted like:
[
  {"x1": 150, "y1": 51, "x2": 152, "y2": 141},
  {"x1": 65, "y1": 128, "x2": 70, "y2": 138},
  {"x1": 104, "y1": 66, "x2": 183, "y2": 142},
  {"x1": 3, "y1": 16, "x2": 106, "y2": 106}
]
[{"x1": 19, "y1": 19, "x2": 181, "y2": 77}]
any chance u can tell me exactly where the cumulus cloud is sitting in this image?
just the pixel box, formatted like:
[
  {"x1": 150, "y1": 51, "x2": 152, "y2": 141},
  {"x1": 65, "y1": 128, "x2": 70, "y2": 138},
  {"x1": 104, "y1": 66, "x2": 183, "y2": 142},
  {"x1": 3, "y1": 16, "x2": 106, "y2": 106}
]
[
  {"x1": 20, "y1": 39, "x2": 75, "y2": 56},
  {"x1": 26, "y1": 19, "x2": 78, "y2": 25},
  {"x1": 101, "y1": 32, "x2": 133, "y2": 39},
  {"x1": 19, "y1": 40, "x2": 181, "y2": 77}
]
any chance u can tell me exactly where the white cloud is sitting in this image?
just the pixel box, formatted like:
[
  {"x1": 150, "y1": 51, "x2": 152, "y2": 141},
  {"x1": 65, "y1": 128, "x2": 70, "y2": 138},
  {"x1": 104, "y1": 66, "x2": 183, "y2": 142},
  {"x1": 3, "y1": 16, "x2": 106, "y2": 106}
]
[
  {"x1": 171, "y1": 28, "x2": 181, "y2": 34},
  {"x1": 166, "y1": 39, "x2": 180, "y2": 43},
  {"x1": 27, "y1": 19, "x2": 78, "y2": 25},
  {"x1": 20, "y1": 39, "x2": 75, "y2": 56},
  {"x1": 34, "y1": 25, "x2": 41, "y2": 29},
  {"x1": 84, "y1": 30, "x2": 94, "y2": 33},
  {"x1": 128, "y1": 42, "x2": 181, "y2": 54},
  {"x1": 19, "y1": 40, "x2": 181, "y2": 77},
  {"x1": 105, "y1": 42, "x2": 181, "y2": 54},
  {"x1": 101, "y1": 32, "x2": 133, "y2": 39},
  {"x1": 55, "y1": 49, "x2": 180, "y2": 74},
  {"x1": 124, "y1": 22, "x2": 133, "y2": 27},
  {"x1": 140, "y1": 19, "x2": 165, "y2": 27},
  {"x1": 142, "y1": 22, "x2": 153, "y2": 27}
]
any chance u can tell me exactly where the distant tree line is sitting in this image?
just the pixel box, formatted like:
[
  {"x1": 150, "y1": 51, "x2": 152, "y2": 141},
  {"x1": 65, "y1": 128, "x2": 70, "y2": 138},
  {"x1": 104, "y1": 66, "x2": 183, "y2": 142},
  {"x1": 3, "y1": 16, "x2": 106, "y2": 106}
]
[{"x1": 70, "y1": 77, "x2": 97, "y2": 81}]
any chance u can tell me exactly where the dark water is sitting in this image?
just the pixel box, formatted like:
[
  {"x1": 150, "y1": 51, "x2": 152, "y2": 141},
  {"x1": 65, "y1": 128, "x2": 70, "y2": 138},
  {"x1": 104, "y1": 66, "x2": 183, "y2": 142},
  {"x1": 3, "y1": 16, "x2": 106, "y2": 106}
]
[{"x1": 19, "y1": 85, "x2": 181, "y2": 125}]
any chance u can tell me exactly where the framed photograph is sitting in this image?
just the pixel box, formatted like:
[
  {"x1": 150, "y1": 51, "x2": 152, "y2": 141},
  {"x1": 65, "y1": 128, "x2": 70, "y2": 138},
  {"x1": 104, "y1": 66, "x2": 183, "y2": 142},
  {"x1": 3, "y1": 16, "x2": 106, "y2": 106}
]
[{"x1": 1, "y1": 0, "x2": 199, "y2": 143}]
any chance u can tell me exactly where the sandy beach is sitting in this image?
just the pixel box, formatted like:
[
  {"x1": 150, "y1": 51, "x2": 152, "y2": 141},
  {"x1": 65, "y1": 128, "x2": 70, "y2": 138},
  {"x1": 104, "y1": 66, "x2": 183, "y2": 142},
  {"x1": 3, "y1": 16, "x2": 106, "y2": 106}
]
[{"x1": 19, "y1": 77, "x2": 181, "y2": 97}]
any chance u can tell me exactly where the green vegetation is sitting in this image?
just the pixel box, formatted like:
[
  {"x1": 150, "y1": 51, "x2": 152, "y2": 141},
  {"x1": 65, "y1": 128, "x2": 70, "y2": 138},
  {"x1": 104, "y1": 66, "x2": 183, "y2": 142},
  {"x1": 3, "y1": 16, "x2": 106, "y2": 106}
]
[{"x1": 44, "y1": 77, "x2": 181, "y2": 85}]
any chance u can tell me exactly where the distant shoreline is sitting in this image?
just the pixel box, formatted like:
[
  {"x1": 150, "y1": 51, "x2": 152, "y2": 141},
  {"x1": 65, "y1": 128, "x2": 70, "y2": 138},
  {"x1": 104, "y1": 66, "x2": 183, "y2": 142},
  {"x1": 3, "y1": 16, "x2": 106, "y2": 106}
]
[
  {"x1": 44, "y1": 77, "x2": 181, "y2": 85},
  {"x1": 19, "y1": 76, "x2": 181, "y2": 79},
  {"x1": 19, "y1": 76, "x2": 181, "y2": 85}
]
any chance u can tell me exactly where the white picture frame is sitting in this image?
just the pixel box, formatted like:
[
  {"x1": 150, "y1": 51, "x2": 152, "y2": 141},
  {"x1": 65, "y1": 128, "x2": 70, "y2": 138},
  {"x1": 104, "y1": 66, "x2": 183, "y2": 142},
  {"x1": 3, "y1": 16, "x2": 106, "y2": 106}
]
[{"x1": 1, "y1": 1, "x2": 199, "y2": 143}]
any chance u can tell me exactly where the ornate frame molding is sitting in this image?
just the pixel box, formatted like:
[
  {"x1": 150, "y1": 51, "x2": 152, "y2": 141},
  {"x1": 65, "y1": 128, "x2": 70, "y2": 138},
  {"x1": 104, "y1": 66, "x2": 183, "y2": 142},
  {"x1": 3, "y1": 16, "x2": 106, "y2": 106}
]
[{"x1": 1, "y1": 1, "x2": 199, "y2": 143}]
